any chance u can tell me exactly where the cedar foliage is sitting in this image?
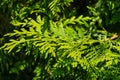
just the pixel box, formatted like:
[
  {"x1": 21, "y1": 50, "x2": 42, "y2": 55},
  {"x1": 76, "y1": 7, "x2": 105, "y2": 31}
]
[{"x1": 0, "y1": 0, "x2": 120, "y2": 80}]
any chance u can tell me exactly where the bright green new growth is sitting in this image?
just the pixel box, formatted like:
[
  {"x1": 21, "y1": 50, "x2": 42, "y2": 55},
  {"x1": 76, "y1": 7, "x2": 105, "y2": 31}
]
[{"x1": 1, "y1": 0, "x2": 120, "y2": 80}]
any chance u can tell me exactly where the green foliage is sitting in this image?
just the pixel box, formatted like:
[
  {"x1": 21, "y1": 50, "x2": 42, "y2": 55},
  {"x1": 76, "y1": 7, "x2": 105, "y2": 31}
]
[
  {"x1": 1, "y1": 0, "x2": 120, "y2": 80},
  {"x1": 95, "y1": 0, "x2": 120, "y2": 32}
]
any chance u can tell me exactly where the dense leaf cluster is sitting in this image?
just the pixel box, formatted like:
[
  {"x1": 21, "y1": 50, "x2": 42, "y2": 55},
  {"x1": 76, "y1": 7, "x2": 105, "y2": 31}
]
[{"x1": 0, "y1": 0, "x2": 120, "y2": 80}]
